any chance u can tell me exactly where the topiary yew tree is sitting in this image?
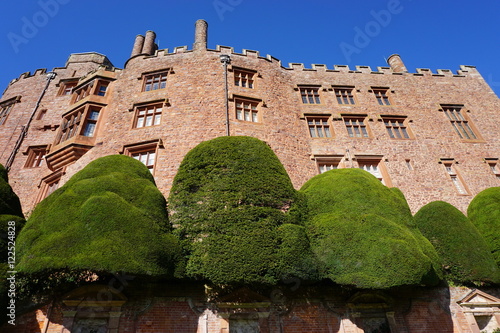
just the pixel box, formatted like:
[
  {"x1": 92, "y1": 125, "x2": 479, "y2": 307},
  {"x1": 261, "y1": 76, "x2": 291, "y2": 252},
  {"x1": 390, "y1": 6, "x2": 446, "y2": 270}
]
[
  {"x1": 414, "y1": 200, "x2": 499, "y2": 284},
  {"x1": 16, "y1": 155, "x2": 180, "y2": 280},
  {"x1": 169, "y1": 136, "x2": 315, "y2": 285},
  {"x1": 300, "y1": 168, "x2": 441, "y2": 289},
  {"x1": 0, "y1": 163, "x2": 26, "y2": 324},
  {"x1": 468, "y1": 187, "x2": 500, "y2": 267}
]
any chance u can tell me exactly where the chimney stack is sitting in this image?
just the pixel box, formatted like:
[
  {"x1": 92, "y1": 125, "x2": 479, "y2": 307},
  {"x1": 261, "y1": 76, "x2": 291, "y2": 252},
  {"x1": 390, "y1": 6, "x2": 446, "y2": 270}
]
[
  {"x1": 193, "y1": 19, "x2": 208, "y2": 51},
  {"x1": 142, "y1": 30, "x2": 157, "y2": 55},
  {"x1": 131, "y1": 34, "x2": 145, "y2": 57},
  {"x1": 387, "y1": 54, "x2": 408, "y2": 73}
]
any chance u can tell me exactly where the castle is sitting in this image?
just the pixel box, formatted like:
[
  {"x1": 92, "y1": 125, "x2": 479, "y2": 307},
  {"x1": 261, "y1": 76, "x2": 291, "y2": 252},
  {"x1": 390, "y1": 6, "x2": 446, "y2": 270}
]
[{"x1": 1, "y1": 20, "x2": 500, "y2": 333}]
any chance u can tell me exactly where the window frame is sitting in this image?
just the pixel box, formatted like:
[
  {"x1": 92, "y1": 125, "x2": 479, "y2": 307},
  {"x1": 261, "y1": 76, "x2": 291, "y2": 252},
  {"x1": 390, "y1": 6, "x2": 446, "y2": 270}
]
[
  {"x1": 132, "y1": 102, "x2": 163, "y2": 128},
  {"x1": 57, "y1": 80, "x2": 78, "y2": 96},
  {"x1": 334, "y1": 86, "x2": 356, "y2": 105},
  {"x1": 233, "y1": 67, "x2": 256, "y2": 89},
  {"x1": 372, "y1": 88, "x2": 392, "y2": 106},
  {"x1": 0, "y1": 96, "x2": 21, "y2": 125},
  {"x1": 56, "y1": 104, "x2": 103, "y2": 145},
  {"x1": 306, "y1": 116, "x2": 332, "y2": 138},
  {"x1": 0, "y1": 104, "x2": 13, "y2": 125},
  {"x1": 72, "y1": 78, "x2": 112, "y2": 103},
  {"x1": 36, "y1": 169, "x2": 64, "y2": 203},
  {"x1": 380, "y1": 115, "x2": 412, "y2": 139},
  {"x1": 298, "y1": 86, "x2": 321, "y2": 105},
  {"x1": 234, "y1": 97, "x2": 260, "y2": 123},
  {"x1": 440, "y1": 159, "x2": 469, "y2": 195},
  {"x1": 122, "y1": 140, "x2": 161, "y2": 175},
  {"x1": 484, "y1": 158, "x2": 500, "y2": 181},
  {"x1": 440, "y1": 105, "x2": 481, "y2": 141},
  {"x1": 24, "y1": 145, "x2": 48, "y2": 168},
  {"x1": 355, "y1": 156, "x2": 392, "y2": 186},
  {"x1": 142, "y1": 70, "x2": 169, "y2": 92},
  {"x1": 313, "y1": 155, "x2": 344, "y2": 174},
  {"x1": 343, "y1": 115, "x2": 370, "y2": 138}
]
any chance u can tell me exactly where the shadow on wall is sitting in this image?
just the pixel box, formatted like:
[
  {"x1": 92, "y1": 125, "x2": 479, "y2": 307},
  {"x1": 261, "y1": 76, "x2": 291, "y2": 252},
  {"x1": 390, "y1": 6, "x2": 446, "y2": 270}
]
[{"x1": 398, "y1": 286, "x2": 455, "y2": 333}]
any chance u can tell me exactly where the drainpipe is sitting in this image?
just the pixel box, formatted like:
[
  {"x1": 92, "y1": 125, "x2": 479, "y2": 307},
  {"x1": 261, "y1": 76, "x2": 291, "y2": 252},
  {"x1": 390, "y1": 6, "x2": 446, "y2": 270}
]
[
  {"x1": 220, "y1": 54, "x2": 231, "y2": 136},
  {"x1": 5, "y1": 71, "x2": 56, "y2": 171}
]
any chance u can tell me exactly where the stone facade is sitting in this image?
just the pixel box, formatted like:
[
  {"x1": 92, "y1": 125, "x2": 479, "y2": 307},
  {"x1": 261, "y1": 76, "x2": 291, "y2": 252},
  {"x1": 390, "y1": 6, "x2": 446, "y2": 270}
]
[
  {"x1": 6, "y1": 283, "x2": 500, "y2": 333},
  {"x1": 1, "y1": 19, "x2": 500, "y2": 332},
  {"x1": 0, "y1": 20, "x2": 499, "y2": 215}
]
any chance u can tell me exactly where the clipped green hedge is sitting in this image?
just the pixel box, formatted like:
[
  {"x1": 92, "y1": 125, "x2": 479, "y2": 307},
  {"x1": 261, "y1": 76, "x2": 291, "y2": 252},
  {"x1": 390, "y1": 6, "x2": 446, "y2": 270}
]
[
  {"x1": 0, "y1": 164, "x2": 23, "y2": 218},
  {"x1": 169, "y1": 136, "x2": 316, "y2": 285},
  {"x1": 300, "y1": 168, "x2": 441, "y2": 288},
  {"x1": 16, "y1": 155, "x2": 180, "y2": 277},
  {"x1": 468, "y1": 187, "x2": 500, "y2": 267},
  {"x1": 0, "y1": 164, "x2": 25, "y2": 324},
  {"x1": 414, "y1": 201, "x2": 499, "y2": 284}
]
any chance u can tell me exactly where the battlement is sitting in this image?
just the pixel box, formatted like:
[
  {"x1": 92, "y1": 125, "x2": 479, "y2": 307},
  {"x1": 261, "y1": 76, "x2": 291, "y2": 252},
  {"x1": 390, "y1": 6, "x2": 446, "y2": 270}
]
[
  {"x1": 124, "y1": 22, "x2": 481, "y2": 80},
  {"x1": 7, "y1": 52, "x2": 117, "y2": 89}
]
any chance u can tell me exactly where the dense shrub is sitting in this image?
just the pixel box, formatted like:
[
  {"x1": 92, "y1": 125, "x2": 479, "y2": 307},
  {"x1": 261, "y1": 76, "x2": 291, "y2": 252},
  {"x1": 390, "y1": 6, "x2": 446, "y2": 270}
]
[
  {"x1": 414, "y1": 201, "x2": 499, "y2": 284},
  {"x1": 169, "y1": 136, "x2": 316, "y2": 285},
  {"x1": 468, "y1": 187, "x2": 500, "y2": 267},
  {"x1": 0, "y1": 164, "x2": 23, "y2": 218},
  {"x1": 300, "y1": 168, "x2": 441, "y2": 288},
  {"x1": 16, "y1": 155, "x2": 180, "y2": 278},
  {"x1": 0, "y1": 164, "x2": 25, "y2": 323}
]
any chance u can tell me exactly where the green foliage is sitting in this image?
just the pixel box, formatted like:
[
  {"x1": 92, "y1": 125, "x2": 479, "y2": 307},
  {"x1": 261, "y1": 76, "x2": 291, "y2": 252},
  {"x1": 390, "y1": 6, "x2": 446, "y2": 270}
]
[
  {"x1": 169, "y1": 136, "x2": 316, "y2": 285},
  {"x1": 468, "y1": 187, "x2": 500, "y2": 267},
  {"x1": 0, "y1": 164, "x2": 25, "y2": 324},
  {"x1": 300, "y1": 168, "x2": 441, "y2": 289},
  {"x1": 0, "y1": 164, "x2": 23, "y2": 218},
  {"x1": 16, "y1": 155, "x2": 180, "y2": 279},
  {"x1": 415, "y1": 201, "x2": 500, "y2": 284}
]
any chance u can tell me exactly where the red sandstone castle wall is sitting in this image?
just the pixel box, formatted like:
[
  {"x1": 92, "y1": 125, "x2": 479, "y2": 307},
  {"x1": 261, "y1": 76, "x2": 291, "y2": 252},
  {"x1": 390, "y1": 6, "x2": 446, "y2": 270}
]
[
  {"x1": 6, "y1": 286, "x2": 499, "y2": 332},
  {"x1": 1, "y1": 26, "x2": 499, "y2": 216}
]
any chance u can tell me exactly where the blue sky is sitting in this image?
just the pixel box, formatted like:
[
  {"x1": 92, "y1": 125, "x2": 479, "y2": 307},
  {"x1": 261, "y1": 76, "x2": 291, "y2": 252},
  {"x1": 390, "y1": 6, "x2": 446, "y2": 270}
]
[{"x1": 1, "y1": 0, "x2": 500, "y2": 96}]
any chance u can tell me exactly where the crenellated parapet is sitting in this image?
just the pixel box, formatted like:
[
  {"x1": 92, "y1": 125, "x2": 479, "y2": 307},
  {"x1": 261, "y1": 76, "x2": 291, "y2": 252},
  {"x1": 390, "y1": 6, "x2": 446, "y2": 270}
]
[{"x1": 123, "y1": 27, "x2": 482, "y2": 81}]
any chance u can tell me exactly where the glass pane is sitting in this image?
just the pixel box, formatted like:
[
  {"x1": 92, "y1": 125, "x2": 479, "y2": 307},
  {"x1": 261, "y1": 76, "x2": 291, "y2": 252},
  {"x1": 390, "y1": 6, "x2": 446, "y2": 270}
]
[
  {"x1": 463, "y1": 123, "x2": 476, "y2": 139},
  {"x1": 147, "y1": 152, "x2": 156, "y2": 165},
  {"x1": 393, "y1": 127, "x2": 402, "y2": 139},
  {"x1": 154, "y1": 114, "x2": 161, "y2": 125},
  {"x1": 456, "y1": 122, "x2": 469, "y2": 139},
  {"x1": 251, "y1": 112, "x2": 258, "y2": 122},
  {"x1": 83, "y1": 122, "x2": 96, "y2": 137},
  {"x1": 137, "y1": 117, "x2": 144, "y2": 128},
  {"x1": 145, "y1": 115, "x2": 153, "y2": 127},
  {"x1": 89, "y1": 111, "x2": 100, "y2": 120},
  {"x1": 325, "y1": 127, "x2": 331, "y2": 137},
  {"x1": 401, "y1": 127, "x2": 409, "y2": 139}
]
